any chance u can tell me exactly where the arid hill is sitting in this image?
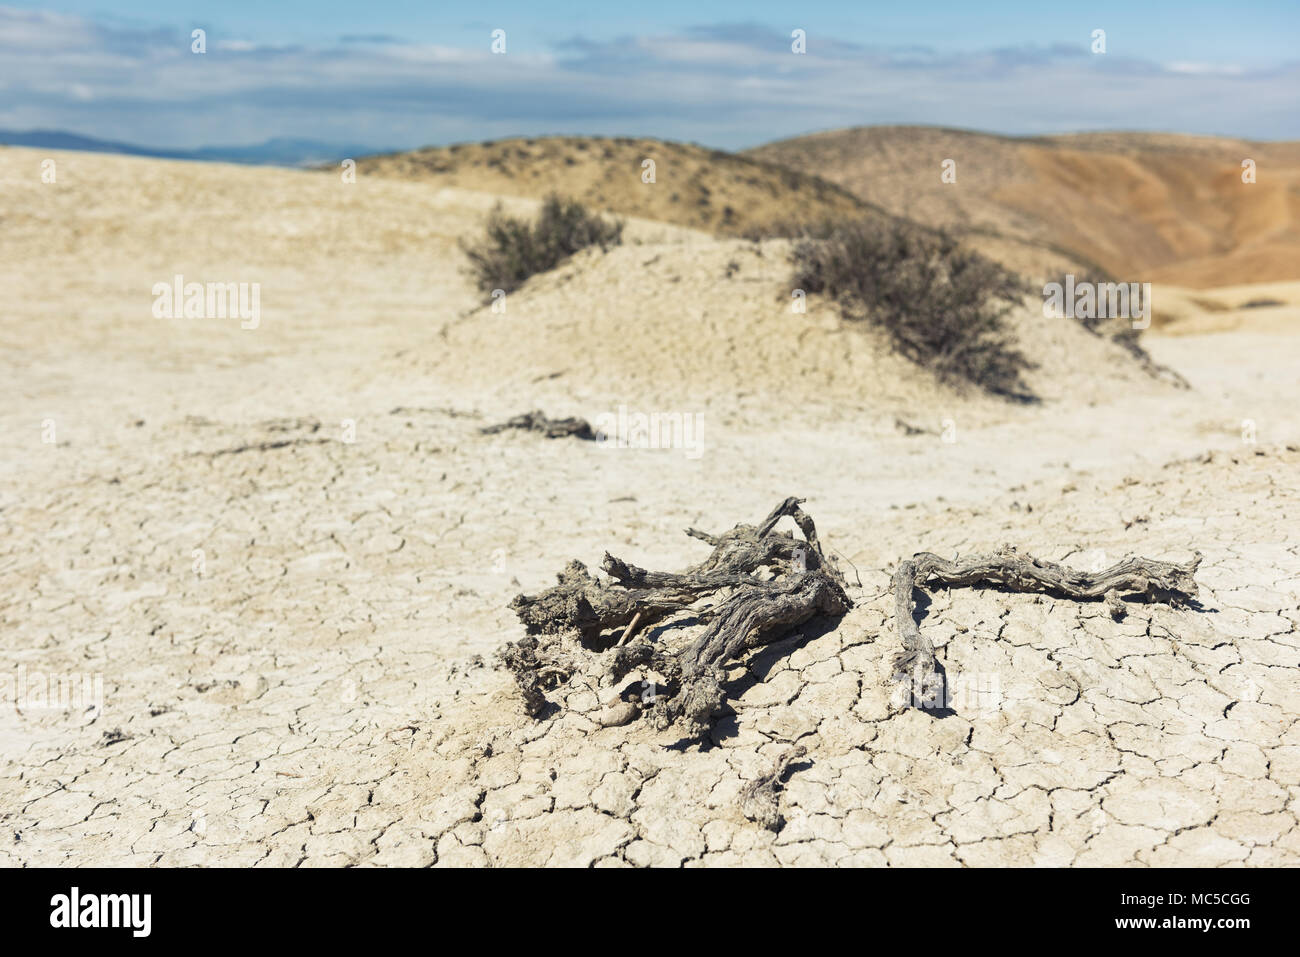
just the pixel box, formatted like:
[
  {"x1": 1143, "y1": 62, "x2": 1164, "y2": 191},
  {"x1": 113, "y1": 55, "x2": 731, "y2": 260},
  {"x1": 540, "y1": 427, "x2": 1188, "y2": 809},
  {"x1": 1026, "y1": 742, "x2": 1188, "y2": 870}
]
[
  {"x1": 354, "y1": 135, "x2": 875, "y2": 237},
  {"x1": 747, "y1": 126, "x2": 1300, "y2": 288},
  {"x1": 436, "y1": 236, "x2": 1172, "y2": 426}
]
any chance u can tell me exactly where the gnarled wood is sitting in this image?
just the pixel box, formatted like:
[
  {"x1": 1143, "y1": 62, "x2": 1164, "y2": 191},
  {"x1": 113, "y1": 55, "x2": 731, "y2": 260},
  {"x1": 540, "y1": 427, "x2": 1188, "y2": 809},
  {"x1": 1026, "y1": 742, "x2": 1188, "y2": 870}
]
[
  {"x1": 502, "y1": 498, "x2": 851, "y2": 733},
  {"x1": 893, "y1": 546, "x2": 1202, "y2": 707},
  {"x1": 505, "y1": 504, "x2": 1203, "y2": 730}
]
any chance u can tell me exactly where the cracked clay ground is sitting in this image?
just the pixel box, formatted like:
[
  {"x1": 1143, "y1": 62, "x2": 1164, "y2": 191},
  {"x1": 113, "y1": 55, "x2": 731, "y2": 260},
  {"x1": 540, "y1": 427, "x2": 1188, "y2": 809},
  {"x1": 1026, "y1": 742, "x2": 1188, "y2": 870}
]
[{"x1": 2, "y1": 148, "x2": 1299, "y2": 866}]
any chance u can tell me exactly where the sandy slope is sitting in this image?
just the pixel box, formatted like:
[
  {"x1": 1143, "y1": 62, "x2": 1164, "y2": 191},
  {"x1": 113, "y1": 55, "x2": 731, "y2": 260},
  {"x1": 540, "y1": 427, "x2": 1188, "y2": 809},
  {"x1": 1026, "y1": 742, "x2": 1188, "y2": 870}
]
[
  {"x1": 747, "y1": 127, "x2": 1300, "y2": 288},
  {"x1": 433, "y1": 238, "x2": 1162, "y2": 429},
  {"x1": 2, "y1": 147, "x2": 1299, "y2": 866}
]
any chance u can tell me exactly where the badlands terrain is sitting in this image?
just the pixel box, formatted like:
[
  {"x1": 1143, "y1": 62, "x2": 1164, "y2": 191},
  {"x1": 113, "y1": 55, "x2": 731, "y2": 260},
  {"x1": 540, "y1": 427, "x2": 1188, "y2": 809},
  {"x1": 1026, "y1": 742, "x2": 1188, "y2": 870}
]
[
  {"x1": 2, "y1": 136, "x2": 1299, "y2": 866},
  {"x1": 749, "y1": 126, "x2": 1300, "y2": 287}
]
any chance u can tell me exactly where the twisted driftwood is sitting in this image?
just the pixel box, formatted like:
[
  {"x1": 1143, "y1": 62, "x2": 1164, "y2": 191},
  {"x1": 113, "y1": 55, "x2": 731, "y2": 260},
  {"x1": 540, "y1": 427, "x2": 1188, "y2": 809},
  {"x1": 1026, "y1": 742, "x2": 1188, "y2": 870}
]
[
  {"x1": 480, "y1": 410, "x2": 596, "y2": 440},
  {"x1": 502, "y1": 497, "x2": 852, "y2": 734},
  {"x1": 892, "y1": 547, "x2": 1202, "y2": 707}
]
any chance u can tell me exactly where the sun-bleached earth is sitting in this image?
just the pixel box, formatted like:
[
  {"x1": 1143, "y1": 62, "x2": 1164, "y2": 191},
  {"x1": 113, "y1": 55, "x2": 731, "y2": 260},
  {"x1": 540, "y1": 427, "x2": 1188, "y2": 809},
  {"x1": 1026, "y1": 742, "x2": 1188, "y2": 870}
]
[{"x1": 2, "y1": 146, "x2": 1298, "y2": 866}]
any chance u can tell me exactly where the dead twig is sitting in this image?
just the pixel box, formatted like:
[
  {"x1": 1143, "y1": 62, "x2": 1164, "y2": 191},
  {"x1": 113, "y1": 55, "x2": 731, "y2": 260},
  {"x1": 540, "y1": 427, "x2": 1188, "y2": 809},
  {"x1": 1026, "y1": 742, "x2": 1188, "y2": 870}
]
[{"x1": 480, "y1": 410, "x2": 596, "y2": 440}]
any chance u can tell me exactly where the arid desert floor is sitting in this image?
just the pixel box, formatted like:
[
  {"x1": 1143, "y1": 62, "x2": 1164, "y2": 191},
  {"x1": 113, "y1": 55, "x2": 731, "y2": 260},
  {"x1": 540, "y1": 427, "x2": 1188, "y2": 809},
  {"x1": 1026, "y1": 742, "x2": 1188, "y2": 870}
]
[{"x1": 2, "y1": 146, "x2": 1299, "y2": 866}]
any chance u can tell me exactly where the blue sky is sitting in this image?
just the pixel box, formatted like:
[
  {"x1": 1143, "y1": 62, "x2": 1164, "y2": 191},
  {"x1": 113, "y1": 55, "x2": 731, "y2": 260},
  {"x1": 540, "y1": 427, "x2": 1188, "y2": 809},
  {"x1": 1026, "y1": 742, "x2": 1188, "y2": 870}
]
[{"x1": 2, "y1": 1, "x2": 1296, "y2": 150}]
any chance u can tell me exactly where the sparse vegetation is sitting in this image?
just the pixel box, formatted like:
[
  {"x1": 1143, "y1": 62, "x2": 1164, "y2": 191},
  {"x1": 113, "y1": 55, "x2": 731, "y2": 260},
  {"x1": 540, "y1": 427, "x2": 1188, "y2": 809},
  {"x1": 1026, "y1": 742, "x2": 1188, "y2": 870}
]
[
  {"x1": 461, "y1": 194, "x2": 623, "y2": 297},
  {"x1": 791, "y1": 219, "x2": 1035, "y2": 398},
  {"x1": 360, "y1": 136, "x2": 870, "y2": 237}
]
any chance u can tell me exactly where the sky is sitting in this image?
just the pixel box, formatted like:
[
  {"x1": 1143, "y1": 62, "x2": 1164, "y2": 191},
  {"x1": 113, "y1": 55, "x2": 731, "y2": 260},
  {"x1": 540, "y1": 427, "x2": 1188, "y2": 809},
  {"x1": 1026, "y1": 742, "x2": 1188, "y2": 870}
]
[{"x1": 1, "y1": 1, "x2": 1296, "y2": 151}]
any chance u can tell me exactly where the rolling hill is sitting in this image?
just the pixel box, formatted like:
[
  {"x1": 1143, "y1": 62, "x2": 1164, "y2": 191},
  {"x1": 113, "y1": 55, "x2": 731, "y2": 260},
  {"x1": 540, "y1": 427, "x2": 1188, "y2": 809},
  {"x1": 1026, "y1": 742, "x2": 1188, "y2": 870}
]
[
  {"x1": 746, "y1": 126, "x2": 1300, "y2": 288},
  {"x1": 354, "y1": 135, "x2": 875, "y2": 237}
]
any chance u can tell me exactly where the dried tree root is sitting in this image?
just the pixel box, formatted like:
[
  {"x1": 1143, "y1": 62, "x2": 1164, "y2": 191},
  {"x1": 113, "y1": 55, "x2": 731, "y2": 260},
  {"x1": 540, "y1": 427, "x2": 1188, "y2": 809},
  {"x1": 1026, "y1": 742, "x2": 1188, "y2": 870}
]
[
  {"x1": 480, "y1": 410, "x2": 596, "y2": 440},
  {"x1": 504, "y1": 502, "x2": 1202, "y2": 732},
  {"x1": 502, "y1": 497, "x2": 852, "y2": 733},
  {"x1": 892, "y1": 547, "x2": 1202, "y2": 707},
  {"x1": 741, "y1": 745, "x2": 807, "y2": 831}
]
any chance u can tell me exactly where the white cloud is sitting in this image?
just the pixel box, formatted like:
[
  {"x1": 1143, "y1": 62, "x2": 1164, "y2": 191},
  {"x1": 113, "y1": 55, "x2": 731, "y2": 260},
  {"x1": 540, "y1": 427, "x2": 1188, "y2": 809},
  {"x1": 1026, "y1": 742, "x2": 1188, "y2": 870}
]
[{"x1": 0, "y1": 7, "x2": 1294, "y2": 150}]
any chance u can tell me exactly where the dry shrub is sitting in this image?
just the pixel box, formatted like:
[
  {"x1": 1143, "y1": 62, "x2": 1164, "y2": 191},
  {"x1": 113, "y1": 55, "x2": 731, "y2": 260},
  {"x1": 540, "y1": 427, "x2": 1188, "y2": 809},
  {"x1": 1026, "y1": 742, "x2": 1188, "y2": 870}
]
[
  {"x1": 462, "y1": 194, "x2": 623, "y2": 297},
  {"x1": 792, "y1": 220, "x2": 1035, "y2": 398}
]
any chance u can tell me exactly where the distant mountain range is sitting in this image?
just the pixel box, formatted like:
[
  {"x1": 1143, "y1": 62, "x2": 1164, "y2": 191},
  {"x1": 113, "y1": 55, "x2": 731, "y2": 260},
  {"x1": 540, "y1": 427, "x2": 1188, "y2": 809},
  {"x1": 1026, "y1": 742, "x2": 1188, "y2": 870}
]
[{"x1": 0, "y1": 129, "x2": 381, "y2": 167}]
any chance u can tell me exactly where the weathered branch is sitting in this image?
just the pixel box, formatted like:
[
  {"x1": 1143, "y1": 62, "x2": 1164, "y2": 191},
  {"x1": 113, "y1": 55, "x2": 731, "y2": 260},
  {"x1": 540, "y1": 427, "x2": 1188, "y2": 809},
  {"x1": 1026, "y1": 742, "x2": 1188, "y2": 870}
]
[
  {"x1": 893, "y1": 547, "x2": 1201, "y2": 707},
  {"x1": 480, "y1": 410, "x2": 596, "y2": 440}
]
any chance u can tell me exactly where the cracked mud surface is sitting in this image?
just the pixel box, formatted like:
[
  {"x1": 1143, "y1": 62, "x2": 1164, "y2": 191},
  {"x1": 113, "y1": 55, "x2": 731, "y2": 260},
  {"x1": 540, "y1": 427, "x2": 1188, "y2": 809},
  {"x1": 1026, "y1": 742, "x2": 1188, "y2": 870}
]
[{"x1": 3, "y1": 147, "x2": 1299, "y2": 866}]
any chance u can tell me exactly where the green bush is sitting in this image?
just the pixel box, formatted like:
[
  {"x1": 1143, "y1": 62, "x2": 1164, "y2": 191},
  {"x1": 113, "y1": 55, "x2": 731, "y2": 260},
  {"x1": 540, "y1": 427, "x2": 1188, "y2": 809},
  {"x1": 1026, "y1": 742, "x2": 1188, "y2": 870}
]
[
  {"x1": 461, "y1": 194, "x2": 624, "y2": 297},
  {"x1": 791, "y1": 220, "x2": 1034, "y2": 398}
]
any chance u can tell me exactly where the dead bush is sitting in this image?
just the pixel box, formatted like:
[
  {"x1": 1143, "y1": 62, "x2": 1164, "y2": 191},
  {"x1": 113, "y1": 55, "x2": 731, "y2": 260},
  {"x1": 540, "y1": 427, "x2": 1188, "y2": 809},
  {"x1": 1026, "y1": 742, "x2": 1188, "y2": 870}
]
[
  {"x1": 791, "y1": 220, "x2": 1034, "y2": 398},
  {"x1": 461, "y1": 194, "x2": 623, "y2": 297}
]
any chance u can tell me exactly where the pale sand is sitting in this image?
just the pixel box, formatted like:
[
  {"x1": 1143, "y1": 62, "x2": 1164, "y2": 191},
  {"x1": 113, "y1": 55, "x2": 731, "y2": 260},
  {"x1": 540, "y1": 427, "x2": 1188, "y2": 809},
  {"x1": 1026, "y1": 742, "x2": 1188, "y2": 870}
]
[{"x1": 1, "y1": 147, "x2": 1298, "y2": 866}]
